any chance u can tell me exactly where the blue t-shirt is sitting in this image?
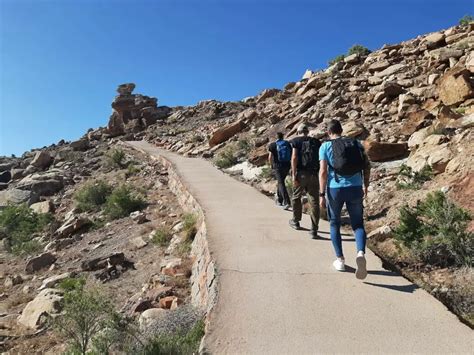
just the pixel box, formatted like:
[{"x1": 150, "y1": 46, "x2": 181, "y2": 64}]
[{"x1": 319, "y1": 140, "x2": 364, "y2": 188}]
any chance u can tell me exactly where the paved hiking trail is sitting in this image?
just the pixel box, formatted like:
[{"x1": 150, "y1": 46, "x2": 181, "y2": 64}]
[{"x1": 129, "y1": 141, "x2": 473, "y2": 354}]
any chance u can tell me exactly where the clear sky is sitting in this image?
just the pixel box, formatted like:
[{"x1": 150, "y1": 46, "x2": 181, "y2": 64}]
[{"x1": 0, "y1": 0, "x2": 472, "y2": 156}]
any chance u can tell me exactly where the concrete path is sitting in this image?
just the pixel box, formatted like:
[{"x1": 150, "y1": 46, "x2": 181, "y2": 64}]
[{"x1": 129, "y1": 141, "x2": 473, "y2": 354}]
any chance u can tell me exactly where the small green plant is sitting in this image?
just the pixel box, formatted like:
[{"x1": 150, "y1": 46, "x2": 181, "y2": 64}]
[
  {"x1": 454, "y1": 107, "x2": 466, "y2": 115},
  {"x1": 74, "y1": 180, "x2": 112, "y2": 212},
  {"x1": 396, "y1": 164, "x2": 433, "y2": 190},
  {"x1": 151, "y1": 227, "x2": 173, "y2": 247},
  {"x1": 394, "y1": 191, "x2": 473, "y2": 267},
  {"x1": 214, "y1": 146, "x2": 238, "y2": 169},
  {"x1": 104, "y1": 185, "x2": 146, "y2": 220},
  {"x1": 237, "y1": 138, "x2": 251, "y2": 153},
  {"x1": 459, "y1": 14, "x2": 474, "y2": 26},
  {"x1": 141, "y1": 319, "x2": 205, "y2": 355},
  {"x1": 0, "y1": 204, "x2": 52, "y2": 255},
  {"x1": 126, "y1": 163, "x2": 141, "y2": 178},
  {"x1": 108, "y1": 148, "x2": 127, "y2": 168},
  {"x1": 58, "y1": 277, "x2": 86, "y2": 294},
  {"x1": 177, "y1": 213, "x2": 198, "y2": 255},
  {"x1": 259, "y1": 165, "x2": 273, "y2": 180},
  {"x1": 328, "y1": 54, "x2": 345, "y2": 66},
  {"x1": 348, "y1": 44, "x2": 371, "y2": 56}
]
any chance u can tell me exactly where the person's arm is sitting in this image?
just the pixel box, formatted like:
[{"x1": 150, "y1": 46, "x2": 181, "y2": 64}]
[
  {"x1": 291, "y1": 148, "x2": 298, "y2": 186},
  {"x1": 362, "y1": 151, "x2": 371, "y2": 198},
  {"x1": 319, "y1": 160, "x2": 328, "y2": 209}
]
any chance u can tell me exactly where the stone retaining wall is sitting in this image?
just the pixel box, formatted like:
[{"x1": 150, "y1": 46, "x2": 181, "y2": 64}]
[{"x1": 145, "y1": 152, "x2": 218, "y2": 314}]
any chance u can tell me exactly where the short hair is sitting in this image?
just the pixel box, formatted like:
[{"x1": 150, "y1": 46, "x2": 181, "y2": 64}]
[
  {"x1": 277, "y1": 132, "x2": 284, "y2": 140},
  {"x1": 297, "y1": 123, "x2": 309, "y2": 134},
  {"x1": 327, "y1": 119, "x2": 343, "y2": 135}
]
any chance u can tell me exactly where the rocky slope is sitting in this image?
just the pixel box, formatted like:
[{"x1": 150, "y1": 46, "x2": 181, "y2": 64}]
[{"x1": 0, "y1": 22, "x2": 473, "y2": 351}]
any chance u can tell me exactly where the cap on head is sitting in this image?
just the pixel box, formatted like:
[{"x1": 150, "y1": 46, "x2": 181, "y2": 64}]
[{"x1": 297, "y1": 123, "x2": 309, "y2": 134}]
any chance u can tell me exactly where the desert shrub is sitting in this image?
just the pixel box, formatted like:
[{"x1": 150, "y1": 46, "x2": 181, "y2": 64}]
[
  {"x1": 74, "y1": 180, "x2": 112, "y2": 212},
  {"x1": 141, "y1": 319, "x2": 204, "y2": 355},
  {"x1": 108, "y1": 148, "x2": 127, "y2": 168},
  {"x1": 237, "y1": 138, "x2": 251, "y2": 153},
  {"x1": 260, "y1": 165, "x2": 273, "y2": 180},
  {"x1": 394, "y1": 191, "x2": 473, "y2": 267},
  {"x1": 0, "y1": 204, "x2": 52, "y2": 255},
  {"x1": 348, "y1": 44, "x2": 371, "y2": 56},
  {"x1": 328, "y1": 54, "x2": 345, "y2": 66},
  {"x1": 396, "y1": 164, "x2": 433, "y2": 190},
  {"x1": 177, "y1": 213, "x2": 198, "y2": 255},
  {"x1": 104, "y1": 186, "x2": 146, "y2": 220},
  {"x1": 126, "y1": 163, "x2": 141, "y2": 177},
  {"x1": 151, "y1": 227, "x2": 173, "y2": 247},
  {"x1": 459, "y1": 14, "x2": 474, "y2": 26},
  {"x1": 214, "y1": 146, "x2": 238, "y2": 169}
]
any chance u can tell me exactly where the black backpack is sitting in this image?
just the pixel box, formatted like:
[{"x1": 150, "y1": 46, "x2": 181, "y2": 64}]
[
  {"x1": 300, "y1": 138, "x2": 321, "y2": 171},
  {"x1": 331, "y1": 137, "x2": 366, "y2": 176}
]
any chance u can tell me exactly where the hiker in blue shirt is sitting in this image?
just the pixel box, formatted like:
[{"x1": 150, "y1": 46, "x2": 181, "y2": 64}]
[
  {"x1": 319, "y1": 119, "x2": 371, "y2": 279},
  {"x1": 268, "y1": 132, "x2": 292, "y2": 209}
]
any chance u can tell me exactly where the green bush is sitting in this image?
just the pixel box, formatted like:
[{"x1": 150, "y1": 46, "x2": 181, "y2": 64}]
[
  {"x1": 151, "y1": 227, "x2": 173, "y2": 247},
  {"x1": 459, "y1": 15, "x2": 474, "y2": 26},
  {"x1": 348, "y1": 44, "x2": 371, "y2": 56},
  {"x1": 328, "y1": 54, "x2": 345, "y2": 66},
  {"x1": 396, "y1": 164, "x2": 433, "y2": 190},
  {"x1": 0, "y1": 204, "x2": 52, "y2": 255},
  {"x1": 104, "y1": 186, "x2": 146, "y2": 220},
  {"x1": 214, "y1": 146, "x2": 238, "y2": 169},
  {"x1": 260, "y1": 165, "x2": 273, "y2": 180},
  {"x1": 394, "y1": 191, "x2": 473, "y2": 267},
  {"x1": 74, "y1": 180, "x2": 112, "y2": 212},
  {"x1": 237, "y1": 138, "x2": 251, "y2": 153},
  {"x1": 108, "y1": 148, "x2": 127, "y2": 168},
  {"x1": 58, "y1": 277, "x2": 86, "y2": 294},
  {"x1": 177, "y1": 214, "x2": 198, "y2": 255},
  {"x1": 141, "y1": 319, "x2": 205, "y2": 355}
]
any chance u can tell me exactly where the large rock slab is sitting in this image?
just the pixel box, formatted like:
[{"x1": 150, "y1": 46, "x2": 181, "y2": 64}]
[
  {"x1": 209, "y1": 120, "x2": 246, "y2": 147},
  {"x1": 363, "y1": 141, "x2": 408, "y2": 162},
  {"x1": 438, "y1": 68, "x2": 474, "y2": 106},
  {"x1": 18, "y1": 288, "x2": 63, "y2": 329},
  {"x1": 0, "y1": 188, "x2": 37, "y2": 207},
  {"x1": 407, "y1": 143, "x2": 452, "y2": 173},
  {"x1": 25, "y1": 252, "x2": 57, "y2": 274},
  {"x1": 30, "y1": 151, "x2": 52, "y2": 169},
  {"x1": 56, "y1": 215, "x2": 89, "y2": 238}
]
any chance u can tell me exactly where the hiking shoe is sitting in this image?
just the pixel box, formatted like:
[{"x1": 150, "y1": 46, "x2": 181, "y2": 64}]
[
  {"x1": 289, "y1": 219, "x2": 300, "y2": 230},
  {"x1": 309, "y1": 230, "x2": 319, "y2": 239},
  {"x1": 282, "y1": 204, "x2": 291, "y2": 210},
  {"x1": 355, "y1": 251, "x2": 367, "y2": 280},
  {"x1": 333, "y1": 259, "x2": 345, "y2": 271}
]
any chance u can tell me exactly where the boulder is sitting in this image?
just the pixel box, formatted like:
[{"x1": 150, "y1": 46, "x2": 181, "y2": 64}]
[
  {"x1": 368, "y1": 60, "x2": 391, "y2": 72},
  {"x1": 17, "y1": 172, "x2": 63, "y2": 196},
  {"x1": 342, "y1": 121, "x2": 366, "y2": 138},
  {"x1": 159, "y1": 296, "x2": 181, "y2": 310},
  {"x1": 0, "y1": 188, "x2": 37, "y2": 207},
  {"x1": 466, "y1": 51, "x2": 474, "y2": 73},
  {"x1": 438, "y1": 68, "x2": 474, "y2": 106},
  {"x1": 130, "y1": 236, "x2": 148, "y2": 250},
  {"x1": 301, "y1": 69, "x2": 313, "y2": 80},
  {"x1": 428, "y1": 48, "x2": 463, "y2": 62},
  {"x1": 107, "y1": 111, "x2": 125, "y2": 137},
  {"x1": 130, "y1": 211, "x2": 147, "y2": 224},
  {"x1": 25, "y1": 253, "x2": 57, "y2": 274},
  {"x1": 69, "y1": 139, "x2": 89, "y2": 151},
  {"x1": 381, "y1": 81, "x2": 404, "y2": 97},
  {"x1": 408, "y1": 126, "x2": 433, "y2": 148},
  {"x1": 367, "y1": 225, "x2": 392, "y2": 242},
  {"x1": 117, "y1": 83, "x2": 136, "y2": 95},
  {"x1": 209, "y1": 120, "x2": 246, "y2": 147},
  {"x1": 423, "y1": 32, "x2": 445, "y2": 48},
  {"x1": 257, "y1": 88, "x2": 280, "y2": 102},
  {"x1": 407, "y1": 143, "x2": 452, "y2": 173},
  {"x1": 344, "y1": 53, "x2": 360, "y2": 64},
  {"x1": 30, "y1": 151, "x2": 52, "y2": 169},
  {"x1": 18, "y1": 288, "x2": 63, "y2": 329},
  {"x1": 38, "y1": 272, "x2": 73, "y2": 290},
  {"x1": 363, "y1": 141, "x2": 408, "y2": 162},
  {"x1": 0, "y1": 170, "x2": 11, "y2": 183},
  {"x1": 10, "y1": 169, "x2": 24, "y2": 180},
  {"x1": 400, "y1": 110, "x2": 433, "y2": 135},
  {"x1": 374, "y1": 63, "x2": 406, "y2": 77},
  {"x1": 56, "y1": 216, "x2": 89, "y2": 238},
  {"x1": 139, "y1": 308, "x2": 166, "y2": 331},
  {"x1": 248, "y1": 145, "x2": 268, "y2": 167},
  {"x1": 30, "y1": 200, "x2": 54, "y2": 214}
]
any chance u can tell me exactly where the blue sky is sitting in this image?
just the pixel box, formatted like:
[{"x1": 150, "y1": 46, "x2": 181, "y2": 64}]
[{"x1": 0, "y1": 0, "x2": 472, "y2": 156}]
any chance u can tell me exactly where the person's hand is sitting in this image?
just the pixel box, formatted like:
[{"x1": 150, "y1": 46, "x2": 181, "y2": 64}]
[
  {"x1": 363, "y1": 185, "x2": 369, "y2": 199},
  {"x1": 292, "y1": 175, "x2": 299, "y2": 187},
  {"x1": 319, "y1": 196, "x2": 326, "y2": 210}
]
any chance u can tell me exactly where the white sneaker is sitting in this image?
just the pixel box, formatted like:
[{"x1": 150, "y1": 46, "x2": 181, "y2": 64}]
[
  {"x1": 333, "y1": 259, "x2": 345, "y2": 271},
  {"x1": 356, "y1": 251, "x2": 367, "y2": 280}
]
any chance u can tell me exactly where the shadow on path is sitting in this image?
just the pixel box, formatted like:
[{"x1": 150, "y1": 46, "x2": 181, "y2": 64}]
[{"x1": 363, "y1": 282, "x2": 419, "y2": 293}]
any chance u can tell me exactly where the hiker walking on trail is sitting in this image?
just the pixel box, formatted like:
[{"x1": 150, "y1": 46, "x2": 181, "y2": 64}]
[
  {"x1": 289, "y1": 124, "x2": 321, "y2": 238},
  {"x1": 268, "y1": 132, "x2": 292, "y2": 209},
  {"x1": 319, "y1": 119, "x2": 371, "y2": 279}
]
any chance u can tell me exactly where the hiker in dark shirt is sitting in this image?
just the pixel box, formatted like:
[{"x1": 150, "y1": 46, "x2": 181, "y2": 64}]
[
  {"x1": 289, "y1": 124, "x2": 321, "y2": 238},
  {"x1": 268, "y1": 132, "x2": 292, "y2": 209}
]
